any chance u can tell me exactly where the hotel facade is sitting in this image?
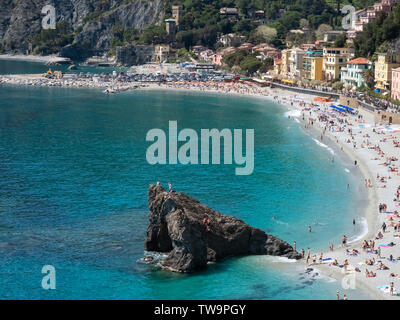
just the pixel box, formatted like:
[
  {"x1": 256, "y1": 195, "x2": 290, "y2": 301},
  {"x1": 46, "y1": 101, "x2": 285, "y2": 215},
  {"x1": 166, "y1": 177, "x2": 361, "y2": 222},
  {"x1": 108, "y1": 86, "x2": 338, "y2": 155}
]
[{"x1": 374, "y1": 53, "x2": 400, "y2": 91}]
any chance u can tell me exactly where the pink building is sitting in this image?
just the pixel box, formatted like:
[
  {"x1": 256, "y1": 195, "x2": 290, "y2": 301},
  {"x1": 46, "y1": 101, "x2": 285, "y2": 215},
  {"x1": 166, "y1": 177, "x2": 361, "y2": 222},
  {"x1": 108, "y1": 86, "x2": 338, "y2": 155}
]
[
  {"x1": 391, "y1": 67, "x2": 400, "y2": 101},
  {"x1": 213, "y1": 54, "x2": 223, "y2": 66}
]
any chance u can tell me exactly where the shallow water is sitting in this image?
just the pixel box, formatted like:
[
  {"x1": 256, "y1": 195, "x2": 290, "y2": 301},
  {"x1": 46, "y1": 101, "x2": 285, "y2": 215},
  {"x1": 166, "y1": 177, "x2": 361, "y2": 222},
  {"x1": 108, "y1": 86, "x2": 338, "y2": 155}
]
[{"x1": 0, "y1": 77, "x2": 371, "y2": 299}]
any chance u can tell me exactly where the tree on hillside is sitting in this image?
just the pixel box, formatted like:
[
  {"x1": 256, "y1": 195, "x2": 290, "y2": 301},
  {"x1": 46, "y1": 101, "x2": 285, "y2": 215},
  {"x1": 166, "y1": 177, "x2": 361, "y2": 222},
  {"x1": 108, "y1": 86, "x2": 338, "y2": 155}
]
[
  {"x1": 299, "y1": 18, "x2": 310, "y2": 30},
  {"x1": 362, "y1": 69, "x2": 375, "y2": 89},
  {"x1": 240, "y1": 55, "x2": 262, "y2": 75},
  {"x1": 315, "y1": 23, "x2": 332, "y2": 40},
  {"x1": 255, "y1": 25, "x2": 278, "y2": 43},
  {"x1": 334, "y1": 33, "x2": 347, "y2": 47}
]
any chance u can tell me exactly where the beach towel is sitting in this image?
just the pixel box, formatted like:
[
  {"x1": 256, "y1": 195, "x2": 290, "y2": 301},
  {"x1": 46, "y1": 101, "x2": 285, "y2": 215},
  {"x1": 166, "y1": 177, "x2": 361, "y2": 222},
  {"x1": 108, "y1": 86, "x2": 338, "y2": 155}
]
[
  {"x1": 387, "y1": 258, "x2": 398, "y2": 263},
  {"x1": 346, "y1": 270, "x2": 357, "y2": 274},
  {"x1": 379, "y1": 244, "x2": 390, "y2": 247},
  {"x1": 322, "y1": 258, "x2": 332, "y2": 261}
]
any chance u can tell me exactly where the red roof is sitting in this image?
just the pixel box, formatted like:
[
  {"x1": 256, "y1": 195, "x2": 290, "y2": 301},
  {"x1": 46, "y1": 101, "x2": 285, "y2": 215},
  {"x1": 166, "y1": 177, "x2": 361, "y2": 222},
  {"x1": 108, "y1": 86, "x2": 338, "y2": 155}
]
[{"x1": 347, "y1": 57, "x2": 371, "y2": 65}]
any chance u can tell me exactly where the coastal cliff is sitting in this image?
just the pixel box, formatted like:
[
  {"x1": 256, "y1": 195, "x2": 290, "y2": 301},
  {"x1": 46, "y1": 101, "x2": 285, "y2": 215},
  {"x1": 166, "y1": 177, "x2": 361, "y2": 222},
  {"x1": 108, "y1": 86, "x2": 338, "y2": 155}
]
[
  {"x1": 145, "y1": 184, "x2": 301, "y2": 273},
  {"x1": 0, "y1": 0, "x2": 164, "y2": 56}
]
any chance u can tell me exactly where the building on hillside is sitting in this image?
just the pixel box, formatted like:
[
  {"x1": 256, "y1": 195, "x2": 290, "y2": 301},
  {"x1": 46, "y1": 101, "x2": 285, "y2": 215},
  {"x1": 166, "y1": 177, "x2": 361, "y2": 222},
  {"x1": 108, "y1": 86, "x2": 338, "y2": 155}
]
[
  {"x1": 340, "y1": 57, "x2": 373, "y2": 88},
  {"x1": 323, "y1": 31, "x2": 345, "y2": 43},
  {"x1": 301, "y1": 43, "x2": 317, "y2": 51},
  {"x1": 289, "y1": 29, "x2": 305, "y2": 35},
  {"x1": 213, "y1": 54, "x2": 223, "y2": 66},
  {"x1": 391, "y1": 67, "x2": 400, "y2": 100},
  {"x1": 280, "y1": 49, "x2": 290, "y2": 76},
  {"x1": 287, "y1": 48, "x2": 306, "y2": 79},
  {"x1": 213, "y1": 47, "x2": 237, "y2": 66},
  {"x1": 303, "y1": 50, "x2": 323, "y2": 81},
  {"x1": 323, "y1": 47, "x2": 354, "y2": 81},
  {"x1": 165, "y1": 18, "x2": 177, "y2": 42},
  {"x1": 220, "y1": 7, "x2": 239, "y2": 20},
  {"x1": 374, "y1": 0, "x2": 396, "y2": 13},
  {"x1": 155, "y1": 45, "x2": 176, "y2": 63},
  {"x1": 347, "y1": 0, "x2": 398, "y2": 42},
  {"x1": 218, "y1": 33, "x2": 246, "y2": 47},
  {"x1": 192, "y1": 45, "x2": 208, "y2": 56},
  {"x1": 116, "y1": 45, "x2": 156, "y2": 66},
  {"x1": 172, "y1": 5, "x2": 183, "y2": 25},
  {"x1": 273, "y1": 59, "x2": 282, "y2": 76},
  {"x1": 199, "y1": 49, "x2": 215, "y2": 62},
  {"x1": 238, "y1": 43, "x2": 254, "y2": 52},
  {"x1": 247, "y1": 9, "x2": 266, "y2": 24},
  {"x1": 375, "y1": 53, "x2": 400, "y2": 91},
  {"x1": 252, "y1": 43, "x2": 280, "y2": 60}
]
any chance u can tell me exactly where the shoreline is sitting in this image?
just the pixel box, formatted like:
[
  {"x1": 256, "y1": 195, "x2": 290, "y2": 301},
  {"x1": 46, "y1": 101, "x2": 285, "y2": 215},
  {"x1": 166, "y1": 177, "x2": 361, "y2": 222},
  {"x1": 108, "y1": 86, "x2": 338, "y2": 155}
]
[
  {"x1": 0, "y1": 54, "x2": 70, "y2": 64},
  {"x1": 1, "y1": 76, "x2": 399, "y2": 300},
  {"x1": 140, "y1": 83, "x2": 400, "y2": 300}
]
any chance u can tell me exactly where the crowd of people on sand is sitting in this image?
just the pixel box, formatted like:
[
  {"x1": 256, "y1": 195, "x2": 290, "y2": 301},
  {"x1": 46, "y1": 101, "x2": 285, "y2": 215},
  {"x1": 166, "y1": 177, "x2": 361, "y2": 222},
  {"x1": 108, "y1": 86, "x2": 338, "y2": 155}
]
[
  {"x1": 162, "y1": 81, "x2": 271, "y2": 97},
  {"x1": 140, "y1": 83, "x2": 399, "y2": 299},
  {"x1": 279, "y1": 89, "x2": 400, "y2": 299}
]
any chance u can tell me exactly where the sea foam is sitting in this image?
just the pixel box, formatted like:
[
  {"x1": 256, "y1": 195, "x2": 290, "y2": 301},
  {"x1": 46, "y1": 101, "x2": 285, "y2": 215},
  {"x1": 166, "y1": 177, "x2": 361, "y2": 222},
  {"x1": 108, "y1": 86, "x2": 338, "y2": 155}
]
[
  {"x1": 347, "y1": 217, "x2": 369, "y2": 244},
  {"x1": 312, "y1": 138, "x2": 335, "y2": 155},
  {"x1": 284, "y1": 110, "x2": 302, "y2": 118}
]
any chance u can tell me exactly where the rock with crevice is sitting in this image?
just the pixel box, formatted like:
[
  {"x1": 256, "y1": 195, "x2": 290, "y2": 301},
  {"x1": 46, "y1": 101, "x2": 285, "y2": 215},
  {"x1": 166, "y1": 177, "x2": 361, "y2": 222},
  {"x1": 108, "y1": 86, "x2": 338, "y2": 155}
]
[{"x1": 145, "y1": 184, "x2": 301, "y2": 273}]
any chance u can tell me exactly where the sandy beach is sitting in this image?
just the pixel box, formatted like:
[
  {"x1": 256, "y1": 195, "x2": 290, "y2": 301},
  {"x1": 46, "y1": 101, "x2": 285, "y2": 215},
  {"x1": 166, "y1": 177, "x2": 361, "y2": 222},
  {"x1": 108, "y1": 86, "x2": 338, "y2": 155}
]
[
  {"x1": 143, "y1": 82, "x2": 400, "y2": 300},
  {"x1": 1, "y1": 73, "x2": 400, "y2": 299},
  {"x1": 270, "y1": 90, "x2": 400, "y2": 300}
]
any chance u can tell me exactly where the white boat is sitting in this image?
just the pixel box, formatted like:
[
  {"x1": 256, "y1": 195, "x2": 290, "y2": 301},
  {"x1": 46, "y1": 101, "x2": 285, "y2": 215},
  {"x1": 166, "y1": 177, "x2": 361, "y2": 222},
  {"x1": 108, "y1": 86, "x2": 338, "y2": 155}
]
[{"x1": 103, "y1": 87, "x2": 119, "y2": 94}]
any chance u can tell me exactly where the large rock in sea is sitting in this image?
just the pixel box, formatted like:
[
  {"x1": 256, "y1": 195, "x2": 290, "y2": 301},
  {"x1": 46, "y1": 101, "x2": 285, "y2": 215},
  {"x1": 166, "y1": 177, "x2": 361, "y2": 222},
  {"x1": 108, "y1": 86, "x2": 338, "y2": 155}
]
[{"x1": 145, "y1": 184, "x2": 301, "y2": 273}]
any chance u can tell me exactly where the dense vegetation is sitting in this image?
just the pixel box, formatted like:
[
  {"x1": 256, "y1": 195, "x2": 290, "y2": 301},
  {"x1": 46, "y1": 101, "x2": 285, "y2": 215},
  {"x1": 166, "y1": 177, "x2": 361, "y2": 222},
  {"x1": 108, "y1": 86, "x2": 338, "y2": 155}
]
[
  {"x1": 32, "y1": 21, "x2": 74, "y2": 55},
  {"x1": 223, "y1": 49, "x2": 274, "y2": 75},
  {"x1": 100, "y1": 0, "x2": 379, "y2": 56},
  {"x1": 354, "y1": 5, "x2": 400, "y2": 58},
  {"x1": 161, "y1": 0, "x2": 375, "y2": 49}
]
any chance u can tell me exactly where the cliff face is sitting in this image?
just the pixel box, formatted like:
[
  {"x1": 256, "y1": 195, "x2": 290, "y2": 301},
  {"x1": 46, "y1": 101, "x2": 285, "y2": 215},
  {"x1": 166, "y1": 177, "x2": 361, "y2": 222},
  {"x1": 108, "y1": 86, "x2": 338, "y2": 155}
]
[
  {"x1": 0, "y1": 0, "x2": 164, "y2": 55},
  {"x1": 145, "y1": 185, "x2": 301, "y2": 273}
]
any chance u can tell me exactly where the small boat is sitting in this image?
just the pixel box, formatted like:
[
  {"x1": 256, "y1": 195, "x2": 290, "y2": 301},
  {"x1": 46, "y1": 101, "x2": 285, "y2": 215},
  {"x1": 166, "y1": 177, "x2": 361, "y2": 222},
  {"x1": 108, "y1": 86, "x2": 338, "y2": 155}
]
[{"x1": 103, "y1": 87, "x2": 119, "y2": 94}]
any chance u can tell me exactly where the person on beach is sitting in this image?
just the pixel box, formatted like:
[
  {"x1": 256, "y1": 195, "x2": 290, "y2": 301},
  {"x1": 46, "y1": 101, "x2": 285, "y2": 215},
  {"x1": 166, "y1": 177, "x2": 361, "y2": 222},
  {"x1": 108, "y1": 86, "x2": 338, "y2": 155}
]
[
  {"x1": 293, "y1": 241, "x2": 296, "y2": 252},
  {"x1": 382, "y1": 222, "x2": 387, "y2": 233},
  {"x1": 343, "y1": 294, "x2": 348, "y2": 300},
  {"x1": 308, "y1": 225, "x2": 312, "y2": 233},
  {"x1": 390, "y1": 282, "x2": 394, "y2": 296},
  {"x1": 336, "y1": 290, "x2": 340, "y2": 300},
  {"x1": 343, "y1": 259, "x2": 349, "y2": 272},
  {"x1": 342, "y1": 235, "x2": 347, "y2": 247},
  {"x1": 330, "y1": 243, "x2": 334, "y2": 251},
  {"x1": 301, "y1": 248, "x2": 305, "y2": 259}
]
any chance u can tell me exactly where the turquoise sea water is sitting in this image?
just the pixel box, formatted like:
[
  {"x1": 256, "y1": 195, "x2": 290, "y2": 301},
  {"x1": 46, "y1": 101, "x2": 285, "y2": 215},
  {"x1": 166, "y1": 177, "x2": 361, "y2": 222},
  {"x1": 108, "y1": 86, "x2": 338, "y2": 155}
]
[{"x1": 0, "y1": 62, "x2": 371, "y2": 299}]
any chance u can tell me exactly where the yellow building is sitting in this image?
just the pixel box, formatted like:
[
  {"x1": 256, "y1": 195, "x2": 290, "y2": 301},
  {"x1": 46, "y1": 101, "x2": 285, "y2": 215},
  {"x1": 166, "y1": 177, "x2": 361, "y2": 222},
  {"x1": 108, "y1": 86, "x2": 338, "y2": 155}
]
[
  {"x1": 280, "y1": 49, "x2": 290, "y2": 76},
  {"x1": 303, "y1": 51, "x2": 323, "y2": 81},
  {"x1": 322, "y1": 47, "x2": 353, "y2": 81},
  {"x1": 273, "y1": 59, "x2": 282, "y2": 75},
  {"x1": 374, "y1": 53, "x2": 400, "y2": 91}
]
